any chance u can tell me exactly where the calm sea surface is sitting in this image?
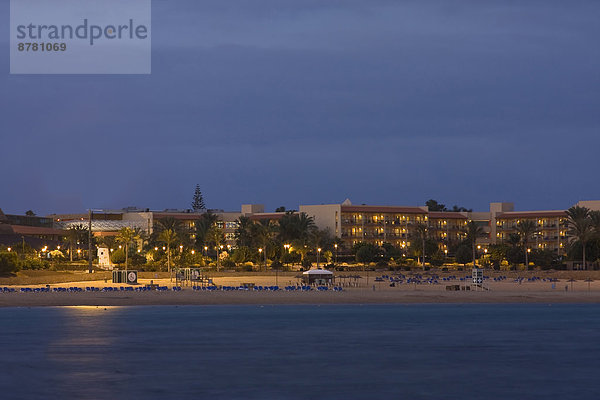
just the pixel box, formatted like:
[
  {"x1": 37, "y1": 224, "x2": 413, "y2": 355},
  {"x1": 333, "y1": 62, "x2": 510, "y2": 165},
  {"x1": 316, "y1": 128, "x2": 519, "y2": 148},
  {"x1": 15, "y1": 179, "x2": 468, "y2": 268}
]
[{"x1": 0, "y1": 304, "x2": 599, "y2": 399}]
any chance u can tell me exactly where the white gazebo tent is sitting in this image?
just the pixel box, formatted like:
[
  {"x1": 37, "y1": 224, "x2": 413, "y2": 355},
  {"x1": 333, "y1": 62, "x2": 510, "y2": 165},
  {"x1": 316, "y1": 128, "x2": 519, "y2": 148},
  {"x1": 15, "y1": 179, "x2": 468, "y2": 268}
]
[{"x1": 302, "y1": 268, "x2": 334, "y2": 285}]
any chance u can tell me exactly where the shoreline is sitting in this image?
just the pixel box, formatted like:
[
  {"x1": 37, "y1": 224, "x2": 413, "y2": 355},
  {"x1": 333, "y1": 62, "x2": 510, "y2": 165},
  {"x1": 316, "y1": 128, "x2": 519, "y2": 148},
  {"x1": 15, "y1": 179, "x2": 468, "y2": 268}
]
[{"x1": 1, "y1": 289, "x2": 599, "y2": 307}]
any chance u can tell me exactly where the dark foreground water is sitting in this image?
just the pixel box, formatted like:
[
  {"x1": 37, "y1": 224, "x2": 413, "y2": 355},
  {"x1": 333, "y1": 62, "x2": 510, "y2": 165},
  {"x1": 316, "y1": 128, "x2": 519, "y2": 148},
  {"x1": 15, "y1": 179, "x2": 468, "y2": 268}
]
[{"x1": 0, "y1": 304, "x2": 599, "y2": 399}]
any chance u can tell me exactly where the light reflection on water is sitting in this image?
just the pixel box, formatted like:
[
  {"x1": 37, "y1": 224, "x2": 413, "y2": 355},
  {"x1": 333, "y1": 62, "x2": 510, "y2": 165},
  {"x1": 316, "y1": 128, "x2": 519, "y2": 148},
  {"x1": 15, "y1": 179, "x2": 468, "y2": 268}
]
[
  {"x1": 0, "y1": 304, "x2": 599, "y2": 399},
  {"x1": 48, "y1": 307, "x2": 117, "y2": 364}
]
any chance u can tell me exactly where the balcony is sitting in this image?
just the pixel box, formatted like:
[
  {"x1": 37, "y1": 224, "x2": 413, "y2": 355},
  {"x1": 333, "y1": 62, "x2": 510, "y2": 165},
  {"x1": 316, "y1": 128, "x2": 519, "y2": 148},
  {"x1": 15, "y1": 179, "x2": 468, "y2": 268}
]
[{"x1": 364, "y1": 221, "x2": 385, "y2": 226}]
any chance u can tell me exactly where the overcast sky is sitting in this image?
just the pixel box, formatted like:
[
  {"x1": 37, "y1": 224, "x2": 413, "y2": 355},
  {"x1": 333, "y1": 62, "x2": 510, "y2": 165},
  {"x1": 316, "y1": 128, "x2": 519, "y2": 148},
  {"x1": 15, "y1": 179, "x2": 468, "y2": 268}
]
[{"x1": 1, "y1": 0, "x2": 599, "y2": 215}]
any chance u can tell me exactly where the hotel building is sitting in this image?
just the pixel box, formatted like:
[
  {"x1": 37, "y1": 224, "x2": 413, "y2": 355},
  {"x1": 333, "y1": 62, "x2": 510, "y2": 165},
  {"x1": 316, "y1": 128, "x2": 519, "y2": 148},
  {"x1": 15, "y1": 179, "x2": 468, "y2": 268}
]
[
  {"x1": 50, "y1": 204, "x2": 282, "y2": 247},
  {"x1": 300, "y1": 199, "x2": 600, "y2": 254},
  {"x1": 0, "y1": 209, "x2": 65, "y2": 249}
]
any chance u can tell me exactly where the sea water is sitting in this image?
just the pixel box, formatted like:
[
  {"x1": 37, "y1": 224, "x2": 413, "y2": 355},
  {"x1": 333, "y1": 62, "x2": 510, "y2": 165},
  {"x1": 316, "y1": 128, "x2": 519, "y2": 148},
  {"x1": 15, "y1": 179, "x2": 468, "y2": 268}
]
[{"x1": 0, "y1": 304, "x2": 599, "y2": 399}]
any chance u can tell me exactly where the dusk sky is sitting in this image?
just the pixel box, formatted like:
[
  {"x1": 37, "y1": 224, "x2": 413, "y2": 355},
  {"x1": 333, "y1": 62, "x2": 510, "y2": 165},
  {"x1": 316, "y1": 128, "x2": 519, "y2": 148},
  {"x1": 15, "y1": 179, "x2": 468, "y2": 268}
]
[{"x1": 1, "y1": 0, "x2": 599, "y2": 215}]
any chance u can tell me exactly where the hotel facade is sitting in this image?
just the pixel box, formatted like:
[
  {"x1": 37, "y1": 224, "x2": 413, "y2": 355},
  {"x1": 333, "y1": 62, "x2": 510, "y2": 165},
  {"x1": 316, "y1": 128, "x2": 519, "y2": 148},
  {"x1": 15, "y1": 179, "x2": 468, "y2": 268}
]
[
  {"x1": 3, "y1": 199, "x2": 600, "y2": 255},
  {"x1": 300, "y1": 199, "x2": 600, "y2": 254}
]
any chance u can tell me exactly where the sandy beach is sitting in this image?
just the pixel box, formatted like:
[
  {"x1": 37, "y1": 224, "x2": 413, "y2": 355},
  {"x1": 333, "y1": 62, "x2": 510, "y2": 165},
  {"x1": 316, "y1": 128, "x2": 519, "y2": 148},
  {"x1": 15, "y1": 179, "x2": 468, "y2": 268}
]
[{"x1": 2, "y1": 271, "x2": 600, "y2": 306}]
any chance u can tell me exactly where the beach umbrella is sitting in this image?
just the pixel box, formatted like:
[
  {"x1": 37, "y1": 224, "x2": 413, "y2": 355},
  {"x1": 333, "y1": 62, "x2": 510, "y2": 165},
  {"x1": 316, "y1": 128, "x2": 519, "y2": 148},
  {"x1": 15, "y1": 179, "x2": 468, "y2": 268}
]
[
  {"x1": 567, "y1": 278, "x2": 576, "y2": 291},
  {"x1": 584, "y1": 278, "x2": 593, "y2": 292}
]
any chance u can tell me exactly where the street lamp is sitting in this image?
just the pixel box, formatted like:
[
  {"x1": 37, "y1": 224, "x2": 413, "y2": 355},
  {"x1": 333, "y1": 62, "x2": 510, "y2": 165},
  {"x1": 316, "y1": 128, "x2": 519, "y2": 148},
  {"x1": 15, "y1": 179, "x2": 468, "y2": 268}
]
[
  {"x1": 283, "y1": 244, "x2": 290, "y2": 267},
  {"x1": 216, "y1": 245, "x2": 224, "y2": 270},
  {"x1": 7, "y1": 247, "x2": 11, "y2": 252},
  {"x1": 317, "y1": 248, "x2": 322, "y2": 268},
  {"x1": 334, "y1": 243, "x2": 338, "y2": 265},
  {"x1": 258, "y1": 248, "x2": 263, "y2": 271}
]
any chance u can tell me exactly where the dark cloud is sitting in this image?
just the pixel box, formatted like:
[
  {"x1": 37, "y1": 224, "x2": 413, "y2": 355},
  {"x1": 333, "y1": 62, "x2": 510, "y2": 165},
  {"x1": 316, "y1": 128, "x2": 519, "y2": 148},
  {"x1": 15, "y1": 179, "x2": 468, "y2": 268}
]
[{"x1": 1, "y1": 0, "x2": 599, "y2": 214}]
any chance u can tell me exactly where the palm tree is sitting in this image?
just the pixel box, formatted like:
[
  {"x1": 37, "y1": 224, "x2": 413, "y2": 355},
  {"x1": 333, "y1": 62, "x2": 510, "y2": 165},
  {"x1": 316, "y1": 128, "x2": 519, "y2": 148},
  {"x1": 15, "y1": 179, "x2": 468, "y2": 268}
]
[
  {"x1": 251, "y1": 220, "x2": 277, "y2": 270},
  {"x1": 464, "y1": 221, "x2": 485, "y2": 267},
  {"x1": 156, "y1": 216, "x2": 183, "y2": 233},
  {"x1": 278, "y1": 212, "x2": 316, "y2": 243},
  {"x1": 567, "y1": 205, "x2": 590, "y2": 222},
  {"x1": 516, "y1": 220, "x2": 536, "y2": 267},
  {"x1": 297, "y1": 213, "x2": 317, "y2": 241},
  {"x1": 206, "y1": 225, "x2": 225, "y2": 270},
  {"x1": 589, "y1": 210, "x2": 600, "y2": 236},
  {"x1": 413, "y1": 222, "x2": 428, "y2": 269},
  {"x1": 158, "y1": 229, "x2": 177, "y2": 273},
  {"x1": 506, "y1": 233, "x2": 521, "y2": 247},
  {"x1": 116, "y1": 227, "x2": 140, "y2": 270},
  {"x1": 234, "y1": 216, "x2": 253, "y2": 248},
  {"x1": 194, "y1": 212, "x2": 219, "y2": 248},
  {"x1": 566, "y1": 206, "x2": 593, "y2": 269},
  {"x1": 277, "y1": 212, "x2": 298, "y2": 243},
  {"x1": 292, "y1": 240, "x2": 310, "y2": 265}
]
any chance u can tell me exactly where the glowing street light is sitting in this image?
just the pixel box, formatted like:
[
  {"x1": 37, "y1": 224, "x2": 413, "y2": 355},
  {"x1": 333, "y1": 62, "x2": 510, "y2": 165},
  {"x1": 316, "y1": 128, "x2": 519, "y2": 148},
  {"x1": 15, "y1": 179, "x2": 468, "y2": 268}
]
[
  {"x1": 334, "y1": 243, "x2": 338, "y2": 265},
  {"x1": 258, "y1": 248, "x2": 265, "y2": 271},
  {"x1": 317, "y1": 247, "x2": 322, "y2": 268},
  {"x1": 283, "y1": 244, "x2": 290, "y2": 267},
  {"x1": 216, "y1": 245, "x2": 224, "y2": 270},
  {"x1": 7, "y1": 247, "x2": 11, "y2": 252}
]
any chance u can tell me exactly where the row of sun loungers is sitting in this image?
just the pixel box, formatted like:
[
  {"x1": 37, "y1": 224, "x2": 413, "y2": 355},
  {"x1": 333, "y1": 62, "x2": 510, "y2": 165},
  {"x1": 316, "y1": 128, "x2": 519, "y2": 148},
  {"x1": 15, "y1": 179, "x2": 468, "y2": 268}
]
[
  {"x1": 374, "y1": 274, "x2": 561, "y2": 285},
  {"x1": 1, "y1": 285, "x2": 343, "y2": 293},
  {"x1": 191, "y1": 285, "x2": 342, "y2": 292}
]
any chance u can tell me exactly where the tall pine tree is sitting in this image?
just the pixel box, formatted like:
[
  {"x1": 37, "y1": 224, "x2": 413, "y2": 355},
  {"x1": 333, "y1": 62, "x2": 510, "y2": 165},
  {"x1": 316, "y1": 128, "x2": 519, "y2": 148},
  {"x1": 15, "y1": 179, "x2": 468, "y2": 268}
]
[{"x1": 191, "y1": 184, "x2": 206, "y2": 211}]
